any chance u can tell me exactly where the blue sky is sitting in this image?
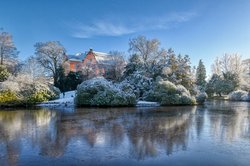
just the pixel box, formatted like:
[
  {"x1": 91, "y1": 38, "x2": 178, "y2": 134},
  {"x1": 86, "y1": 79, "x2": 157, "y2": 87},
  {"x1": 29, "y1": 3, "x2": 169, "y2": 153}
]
[{"x1": 1, "y1": 0, "x2": 250, "y2": 73}]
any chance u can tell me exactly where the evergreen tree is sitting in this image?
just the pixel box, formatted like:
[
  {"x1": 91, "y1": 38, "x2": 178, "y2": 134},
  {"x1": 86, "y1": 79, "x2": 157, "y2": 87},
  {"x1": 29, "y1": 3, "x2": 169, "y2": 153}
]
[
  {"x1": 222, "y1": 71, "x2": 240, "y2": 93},
  {"x1": 205, "y1": 72, "x2": 238, "y2": 97},
  {"x1": 0, "y1": 65, "x2": 10, "y2": 82},
  {"x1": 65, "y1": 71, "x2": 84, "y2": 91},
  {"x1": 56, "y1": 65, "x2": 66, "y2": 92},
  {"x1": 206, "y1": 74, "x2": 222, "y2": 97},
  {"x1": 123, "y1": 54, "x2": 144, "y2": 77},
  {"x1": 196, "y1": 59, "x2": 206, "y2": 89}
]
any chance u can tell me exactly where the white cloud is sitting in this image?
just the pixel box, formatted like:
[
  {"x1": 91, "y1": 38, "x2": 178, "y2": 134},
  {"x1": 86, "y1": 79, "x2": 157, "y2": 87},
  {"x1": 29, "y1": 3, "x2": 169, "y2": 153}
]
[
  {"x1": 72, "y1": 21, "x2": 135, "y2": 38},
  {"x1": 70, "y1": 12, "x2": 196, "y2": 38}
]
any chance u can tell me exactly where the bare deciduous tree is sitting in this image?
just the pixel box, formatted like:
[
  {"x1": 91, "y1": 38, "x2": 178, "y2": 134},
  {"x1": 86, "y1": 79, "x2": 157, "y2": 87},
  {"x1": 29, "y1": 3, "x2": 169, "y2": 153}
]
[
  {"x1": 128, "y1": 35, "x2": 166, "y2": 64},
  {"x1": 211, "y1": 53, "x2": 248, "y2": 90},
  {"x1": 81, "y1": 61, "x2": 96, "y2": 79},
  {"x1": 109, "y1": 50, "x2": 126, "y2": 81},
  {"x1": 34, "y1": 41, "x2": 66, "y2": 86},
  {"x1": 211, "y1": 57, "x2": 221, "y2": 75},
  {"x1": 212, "y1": 53, "x2": 243, "y2": 75},
  {"x1": 21, "y1": 55, "x2": 47, "y2": 82},
  {"x1": 0, "y1": 29, "x2": 18, "y2": 65}
]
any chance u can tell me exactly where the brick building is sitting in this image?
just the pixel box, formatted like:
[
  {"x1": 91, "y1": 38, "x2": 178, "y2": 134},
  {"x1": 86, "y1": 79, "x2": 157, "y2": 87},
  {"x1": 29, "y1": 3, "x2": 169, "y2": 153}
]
[{"x1": 65, "y1": 49, "x2": 117, "y2": 79}]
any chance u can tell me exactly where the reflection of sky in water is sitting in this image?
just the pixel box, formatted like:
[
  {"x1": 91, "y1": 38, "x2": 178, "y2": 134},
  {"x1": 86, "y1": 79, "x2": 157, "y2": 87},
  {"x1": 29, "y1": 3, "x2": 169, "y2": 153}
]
[{"x1": 0, "y1": 101, "x2": 250, "y2": 166}]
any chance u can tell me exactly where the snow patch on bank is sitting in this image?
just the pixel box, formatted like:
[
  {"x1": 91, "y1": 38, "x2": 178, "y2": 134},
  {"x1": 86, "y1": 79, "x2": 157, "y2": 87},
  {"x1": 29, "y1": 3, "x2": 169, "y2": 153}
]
[
  {"x1": 136, "y1": 101, "x2": 160, "y2": 107},
  {"x1": 37, "y1": 91, "x2": 75, "y2": 107}
]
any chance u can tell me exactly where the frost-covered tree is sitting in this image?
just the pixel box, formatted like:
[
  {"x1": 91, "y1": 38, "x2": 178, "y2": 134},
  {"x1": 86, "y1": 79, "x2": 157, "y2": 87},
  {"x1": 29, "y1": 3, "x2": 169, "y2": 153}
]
[
  {"x1": 195, "y1": 59, "x2": 206, "y2": 89},
  {"x1": 211, "y1": 57, "x2": 221, "y2": 75},
  {"x1": 161, "y1": 49, "x2": 178, "y2": 80},
  {"x1": 129, "y1": 35, "x2": 163, "y2": 63},
  {"x1": 128, "y1": 35, "x2": 167, "y2": 77},
  {"x1": 176, "y1": 54, "x2": 193, "y2": 91},
  {"x1": 0, "y1": 29, "x2": 19, "y2": 65},
  {"x1": 163, "y1": 52, "x2": 194, "y2": 91},
  {"x1": 123, "y1": 54, "x2": 144, "y2": 77},
  {"x1": 109, "y1": 50, "x2": 126, "y2": 81},
  {"x1": 206, "y1": 74, "x2": 222, "y2": 97},
  {"x1": 222, "y1": 71, "x2": 240, "y2": 92},
  {"x1": 34, "y1": 41, "x2": 66, "y2": 87},
  {"x1": 122, "y1": 71, "x2": 153, "y2": 99},
  {"x1": 21, "y1": 56, "x2": 47, "y2": 81},
  {"x1": 81, "y1": 60, "x2": 96, "y2": 79},
  {"x1": 211, "y1": 54, "x2": 243, "y2": 78},
  {"x1": 210, "y1": 53, "x2": 245, "y2": 93},
  {"x1": 220, "y1": 54, "x2": 243, "y2": 75},
  {"x1": 241, "y1": 59, "x2": 250, "y2": 91},
  {"x1": 125, "y1": 36, "x2": 195, "y2": 96},
  {"x1": 206, "y1": 72, "x2": 239, "y2": 97}
]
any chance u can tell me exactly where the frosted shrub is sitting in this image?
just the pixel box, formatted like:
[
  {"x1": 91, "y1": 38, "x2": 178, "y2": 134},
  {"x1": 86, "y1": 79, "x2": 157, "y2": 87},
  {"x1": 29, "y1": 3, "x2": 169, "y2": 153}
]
[
  {"x1": 75, "y1": 77, "x2": 136, "y2": 106},
  {"x1": 0, "y1": 74, "x2": 60, "y2": 105},
  {"x1": 176, "y1": 85, "x2": 191, "y2": 96},
  {"x1": 0, "y1": 90, "x2": 21, "y2": 106},
  {"x1": 228, "y1": 90, "x2": 250, "y2": 101},
  {"x1": 26, "y1": 84, "x2": 60, "y2": 104},
  {"x1": 195, "y1": 92, "x2": 208, "y2": 104},
  {"x1": 122, "y1": 71, "x2": 152, "y2": 99},
  {"x1": 146, "y1": 80, "x2": 196, "y2": 105}
]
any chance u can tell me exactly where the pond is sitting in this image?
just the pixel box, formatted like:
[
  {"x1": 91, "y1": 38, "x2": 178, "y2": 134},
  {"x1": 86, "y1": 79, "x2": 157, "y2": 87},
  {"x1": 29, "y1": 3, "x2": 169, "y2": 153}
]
[{"x1": 0, "y1": 100, "x2": 250, "y2": 166}]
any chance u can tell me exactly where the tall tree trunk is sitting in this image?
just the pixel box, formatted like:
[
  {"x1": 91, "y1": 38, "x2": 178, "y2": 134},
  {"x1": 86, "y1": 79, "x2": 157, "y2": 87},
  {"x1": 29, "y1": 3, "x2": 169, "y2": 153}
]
[
  {"x1": 0, "y1": 47, "x2": 3, "y2": 65},
  {"x1": 0, "y1": 54, "x2": 3, "y2": 65}
]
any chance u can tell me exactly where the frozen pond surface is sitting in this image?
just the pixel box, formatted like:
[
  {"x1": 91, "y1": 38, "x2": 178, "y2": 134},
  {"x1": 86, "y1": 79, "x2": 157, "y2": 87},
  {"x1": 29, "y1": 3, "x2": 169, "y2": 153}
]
[{"x1": 0, "y1": 100, "x2": 250, "y2": 166}]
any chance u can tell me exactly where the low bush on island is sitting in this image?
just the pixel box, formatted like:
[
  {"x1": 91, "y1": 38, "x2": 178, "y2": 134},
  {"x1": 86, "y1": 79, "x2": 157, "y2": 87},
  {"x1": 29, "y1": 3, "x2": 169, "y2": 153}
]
[
  {"x1": 228, "y1": 90, "x2": 250, "y2": 101},
  {"x1": 75, "y1": 77, "x2": 136, "y2": 107},
  {"x1": 195, "y1": 92, "x2": 208, "y2": 104},
  {"x1": 145, "y1": 80, "x2": 196, "y2": 105}
]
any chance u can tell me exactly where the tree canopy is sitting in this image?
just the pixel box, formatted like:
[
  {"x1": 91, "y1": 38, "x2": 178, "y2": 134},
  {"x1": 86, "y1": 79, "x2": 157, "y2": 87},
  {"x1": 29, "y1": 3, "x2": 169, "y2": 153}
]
[
  {"x1": 34, "y1": 41, "x2": 66, "y2": 87},
  {"x1": 0, "y1": 29, "x2": 18, "y2": 65}
]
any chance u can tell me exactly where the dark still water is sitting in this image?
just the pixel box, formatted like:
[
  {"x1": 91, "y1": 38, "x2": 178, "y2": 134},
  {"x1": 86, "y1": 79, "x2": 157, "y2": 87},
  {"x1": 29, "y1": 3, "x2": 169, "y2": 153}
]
[{"x1": 0, "y1": 101, "x2": 250, "y2": 166}]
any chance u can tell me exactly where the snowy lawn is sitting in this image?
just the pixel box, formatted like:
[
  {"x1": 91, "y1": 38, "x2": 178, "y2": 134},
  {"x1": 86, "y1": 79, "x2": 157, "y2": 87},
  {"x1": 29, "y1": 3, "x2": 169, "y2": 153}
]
[{"x1": 37, "y1": 91, "x2": 76, "y2": 107}]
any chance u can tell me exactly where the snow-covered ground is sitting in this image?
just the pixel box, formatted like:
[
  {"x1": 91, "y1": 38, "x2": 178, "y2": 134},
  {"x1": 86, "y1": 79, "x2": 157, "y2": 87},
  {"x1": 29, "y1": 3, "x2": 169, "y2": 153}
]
[
  {"x1": 136, "y1": 101, "x2": 160, "y2": 107},
  {"x1": 37, "y1": 90, "x2": 160, "y2": 108},
  {"x1": 37, "y1": 91, "x2": 76, "y2": 108}
]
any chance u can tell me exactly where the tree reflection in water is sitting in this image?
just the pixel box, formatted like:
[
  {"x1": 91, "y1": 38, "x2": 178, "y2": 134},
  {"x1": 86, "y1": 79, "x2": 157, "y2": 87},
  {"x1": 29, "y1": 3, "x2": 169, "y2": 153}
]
[
  {"x1": 127, "y1": 107, "x2": 195, "y2": 159},
  {"x1": 0, "y1": 101, "x2": 250, "y2": 166},
  {"x1": 207, "y1": 100, "x2": 250, "y2": 141}
]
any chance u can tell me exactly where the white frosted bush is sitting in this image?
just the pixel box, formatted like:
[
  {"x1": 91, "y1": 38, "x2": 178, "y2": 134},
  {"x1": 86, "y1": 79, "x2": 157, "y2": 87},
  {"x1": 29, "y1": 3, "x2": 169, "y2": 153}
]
[
  {"x1": 122, "y1": 71, "x2": 152, "y2": 99},
  {"x1": 228, "y1": 90, "x2": 250, "y2": 101},
  {"x1": 75, "y1": 77, "x2": 136, "y2": 106},
  {"x1": 146, "y1": 80, "x2": 196, "y2": 105},
  {"x1": 0, "y1": 73, "x2": 60, "y2": 105},
  {"x1": 195, "y1": 92, "x2": 208, "y2": 104},
  {"x1": 176, "y1": 84, "x2": 191, "y2": 96}
]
